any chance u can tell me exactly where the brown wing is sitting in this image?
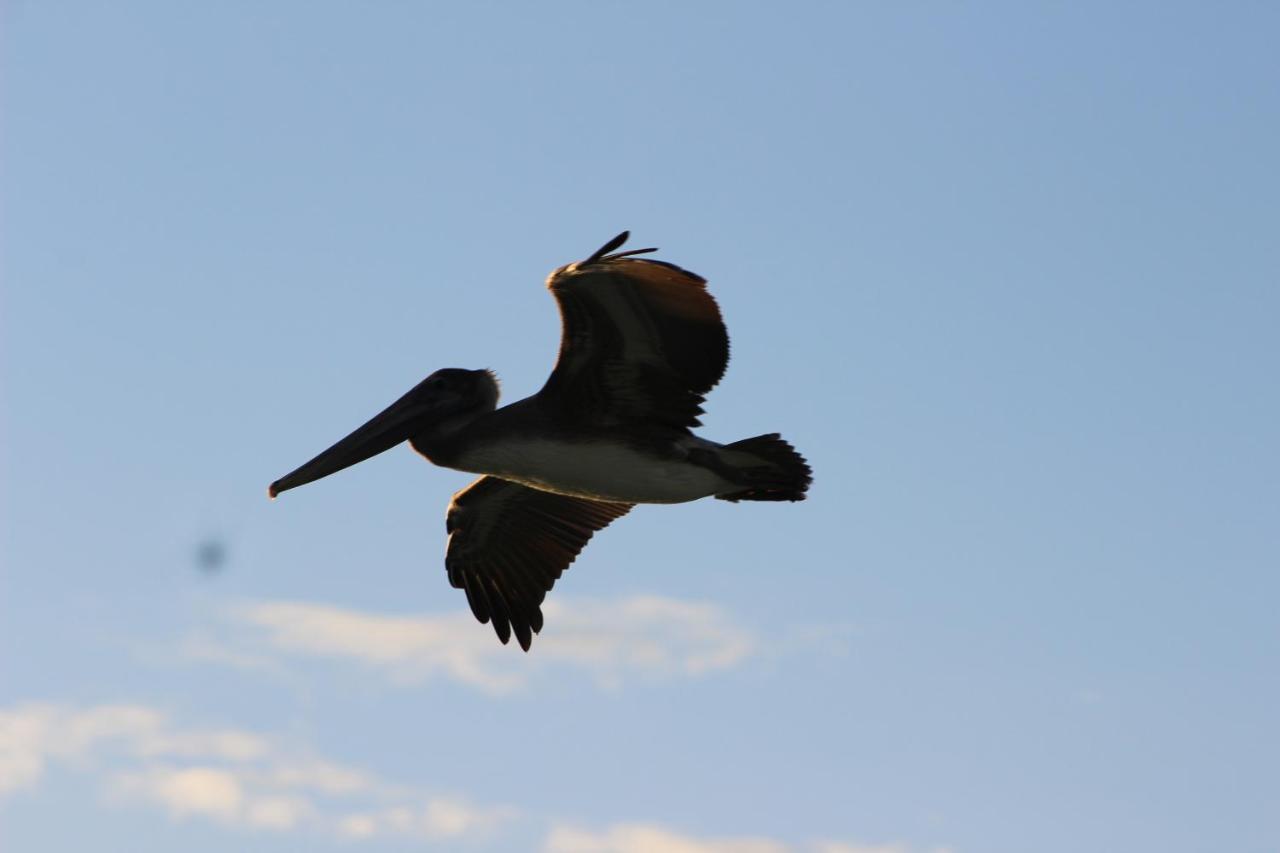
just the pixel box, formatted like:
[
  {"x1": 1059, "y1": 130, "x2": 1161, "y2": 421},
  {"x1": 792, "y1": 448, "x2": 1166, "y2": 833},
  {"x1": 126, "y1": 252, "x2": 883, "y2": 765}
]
[
  {"x1": 444, "y1": 476, "x2": 633, "y2": 650},
  {"x1": 537, "y1": 231, "x2": 730, "y2": 430}
]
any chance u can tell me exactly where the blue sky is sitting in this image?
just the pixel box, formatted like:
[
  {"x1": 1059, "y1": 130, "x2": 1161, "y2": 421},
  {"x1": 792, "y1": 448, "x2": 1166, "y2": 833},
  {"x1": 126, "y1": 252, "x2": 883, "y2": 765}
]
[{"x1": 3, "y1": 3, "x2": 1277, "y2": 851}]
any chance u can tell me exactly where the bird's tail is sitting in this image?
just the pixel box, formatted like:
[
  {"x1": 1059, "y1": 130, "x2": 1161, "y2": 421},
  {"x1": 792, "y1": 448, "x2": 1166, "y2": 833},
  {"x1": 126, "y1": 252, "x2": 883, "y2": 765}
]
[{"x1": 714, "y1": 433, "x2": 812, "y2": 502}]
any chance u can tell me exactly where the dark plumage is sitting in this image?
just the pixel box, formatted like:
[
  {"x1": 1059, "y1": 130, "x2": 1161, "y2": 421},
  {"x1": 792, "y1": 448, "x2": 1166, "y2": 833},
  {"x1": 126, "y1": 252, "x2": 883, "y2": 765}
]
[{"x1": 269, "y1": 232, "x2": 811, "y2": 649}]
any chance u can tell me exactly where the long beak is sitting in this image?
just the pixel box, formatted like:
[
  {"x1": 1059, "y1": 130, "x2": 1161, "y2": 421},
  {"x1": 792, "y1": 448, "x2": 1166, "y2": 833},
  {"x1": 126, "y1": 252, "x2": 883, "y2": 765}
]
[{"x1": 268, "y1": 385, "x2": 434, "y2": 499}]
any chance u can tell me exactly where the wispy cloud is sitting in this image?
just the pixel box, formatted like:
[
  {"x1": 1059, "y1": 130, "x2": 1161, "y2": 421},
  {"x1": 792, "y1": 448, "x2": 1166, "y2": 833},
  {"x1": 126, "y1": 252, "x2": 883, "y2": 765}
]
[
  {"x1": 188, "y1": 595, "x2": 757, "y2": 693},
  {"x1": 0, "y1": 703, "x2": 515, "y2": 841},
  {"x1": 2, "y1": 704, "x2": 947, "y2": 851},
  {"x1": 546, "y1": 822, "x2": 788, "y2": 853},
  {"x1": 0, "y1": 704, "x2": 268, "y2": 796},
  {"x1": 544, "y1": 824, "x2": 954, "y2": 853},
  {"x1": 812, "y1": 843, "x2": 954, "y2": 853},
  {"x1": 335, "y1": 799, "x2": 510, "y2": 841}
]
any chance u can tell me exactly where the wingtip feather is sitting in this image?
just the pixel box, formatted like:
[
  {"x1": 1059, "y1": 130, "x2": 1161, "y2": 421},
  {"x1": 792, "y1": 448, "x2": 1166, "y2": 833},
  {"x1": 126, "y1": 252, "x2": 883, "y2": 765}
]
[{"x1": 586, "y1": 231, "x2": 630, "y2": 263}]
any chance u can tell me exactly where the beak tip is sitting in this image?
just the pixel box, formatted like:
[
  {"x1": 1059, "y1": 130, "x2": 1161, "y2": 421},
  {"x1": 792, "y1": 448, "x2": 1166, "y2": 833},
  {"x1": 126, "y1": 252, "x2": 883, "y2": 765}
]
[{"x1": 267, "y1": 482, "x2": 280, "y2": 500}]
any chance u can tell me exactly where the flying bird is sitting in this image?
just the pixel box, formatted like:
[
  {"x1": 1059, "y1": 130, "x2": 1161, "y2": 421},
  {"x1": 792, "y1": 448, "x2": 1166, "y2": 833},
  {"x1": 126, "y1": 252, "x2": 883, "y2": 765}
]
[{"x1": 269, "y1": 232, "x2": 812, "y2": 650}]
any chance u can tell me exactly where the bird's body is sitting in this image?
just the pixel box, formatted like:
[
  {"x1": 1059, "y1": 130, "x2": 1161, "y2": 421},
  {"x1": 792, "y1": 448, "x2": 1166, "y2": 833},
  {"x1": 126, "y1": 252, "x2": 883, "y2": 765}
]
[
  {"x1": 411, "y1": 397, "x2": 734, "y2": 504},
  {"x1": 448, "y1": 431, "x2": 732, "y2": 505},
  {"x1": 270, "y1": 232, "x2": 811, "y2": 649}
]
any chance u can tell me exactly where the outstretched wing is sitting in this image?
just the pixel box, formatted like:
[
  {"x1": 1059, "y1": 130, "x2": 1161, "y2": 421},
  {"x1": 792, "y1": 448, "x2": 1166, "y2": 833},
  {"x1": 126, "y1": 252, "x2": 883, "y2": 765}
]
[
  {"x1": 445, "y1": 476, "x2": 633, "y2": 650},
  {"x1": 537, "y1": 231, "x2": 730, "y2": 430}
]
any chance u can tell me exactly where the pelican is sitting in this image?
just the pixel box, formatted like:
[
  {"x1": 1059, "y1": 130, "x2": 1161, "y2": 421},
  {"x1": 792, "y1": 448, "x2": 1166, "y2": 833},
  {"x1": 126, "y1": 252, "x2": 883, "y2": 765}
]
[{"x1": 269, "y1": 232, "x2": 811, "y2": 650}]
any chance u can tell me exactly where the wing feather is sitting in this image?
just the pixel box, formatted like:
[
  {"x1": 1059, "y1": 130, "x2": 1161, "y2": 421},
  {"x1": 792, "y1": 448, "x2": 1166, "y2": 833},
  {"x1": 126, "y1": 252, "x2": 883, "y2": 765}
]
[
  {"x1": 538, "y1": 233, "x2": 730, "y2": 429},
  {"x1": 444, "y1": 476, "x2": 633, "y2": 650}
]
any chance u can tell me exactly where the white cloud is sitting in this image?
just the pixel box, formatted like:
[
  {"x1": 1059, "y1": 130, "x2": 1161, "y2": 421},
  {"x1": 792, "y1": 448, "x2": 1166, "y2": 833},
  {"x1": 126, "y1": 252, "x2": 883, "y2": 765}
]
[
  {"x1": 0, "y1": 703, "x2": 265, "y2": 795},
  {"x1": 334, "y1": 799, "x2": 517, "y2": 842},
  {"x1": 3, "y1": 705, "x2": 946, "y2": 851},
  {"x1": 424, "y1": 798, "x2": 511, "y2": 838},
  {"x1": 0, "y1": 702, "x2": 515, "y2": 842},
  {"x1": 245, "y1": 794, "x2": 316, "y2": 830},
  {"x1": 814, "y1": 845, "x2": 954, "y2": 853},
  {"x1": 0, "y1": 705, "x2": 50, "y2": 794},
  {"x1": 536, "y1": 597, "x2": 755, "y2": 682},
  {"x1": 264, "y1": 758, "x2": 371, "y2": 795},
  {"x1": 134, "y1": 728, "x2": 270, "y2": 762},
  {"x1": 544, "y1": 825, "x2": 953, "y2": 853},
  {"x1": 117, "y1": 766, "x2": 246, "y2": 822},
  {"x1": 546, "y1": 823, "x2": 787, "y2": 853},
  {"x1": 198, "y1": 595, "x2": 756, "y2": 693}
]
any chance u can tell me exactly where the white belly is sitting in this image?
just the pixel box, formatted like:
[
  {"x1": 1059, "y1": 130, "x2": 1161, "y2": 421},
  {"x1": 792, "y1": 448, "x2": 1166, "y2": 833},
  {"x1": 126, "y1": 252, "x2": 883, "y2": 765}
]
[{"x1": 454, "y1": 438, "x2": 730, "y2": 504}]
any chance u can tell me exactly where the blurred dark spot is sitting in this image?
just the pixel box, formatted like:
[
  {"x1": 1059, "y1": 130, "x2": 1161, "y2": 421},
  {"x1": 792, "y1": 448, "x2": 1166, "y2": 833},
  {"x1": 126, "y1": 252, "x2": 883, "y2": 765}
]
[{"x1": 195, "y1": 539, "x2": 227, "y2": 574}]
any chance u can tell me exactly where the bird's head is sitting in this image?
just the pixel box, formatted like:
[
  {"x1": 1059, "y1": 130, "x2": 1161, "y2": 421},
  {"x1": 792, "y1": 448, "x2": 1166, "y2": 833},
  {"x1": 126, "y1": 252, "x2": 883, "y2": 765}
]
[{"x1": 268, "y1": 368, "x2": 499, "y2": 499}]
